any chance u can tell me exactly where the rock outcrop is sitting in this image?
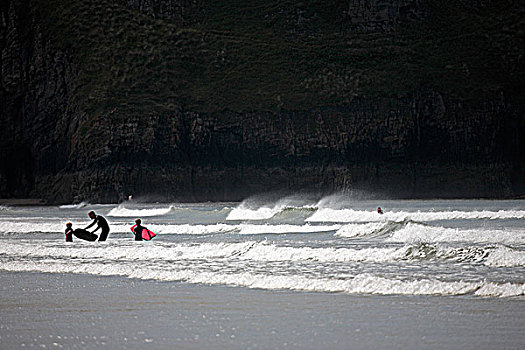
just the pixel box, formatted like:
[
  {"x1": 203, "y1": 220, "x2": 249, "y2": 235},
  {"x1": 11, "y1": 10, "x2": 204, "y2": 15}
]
[{"x1": 1, "y1": 0, "x2": 523, "y2": 203}]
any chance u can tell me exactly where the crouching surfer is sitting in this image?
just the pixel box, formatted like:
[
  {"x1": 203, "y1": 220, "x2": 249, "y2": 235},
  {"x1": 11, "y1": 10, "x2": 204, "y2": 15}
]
[
  {"x1": 133, "y1": 218, "x2": 144, "y2": 241},
  {"x1": 377, "y1": 207, "x2": 384, "y2": 214},
  {"x1": 86, "y1": 210, "x2": 110, "y2": 241},
  {"x1": 65, "y1": 222, "x2": 74, "y2": 242}
]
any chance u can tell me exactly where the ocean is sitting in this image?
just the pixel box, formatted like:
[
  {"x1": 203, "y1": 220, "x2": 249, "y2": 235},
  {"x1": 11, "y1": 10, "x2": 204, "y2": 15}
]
[{"x1": 1, "y1": 196, "x2": 524, "y2": 349}]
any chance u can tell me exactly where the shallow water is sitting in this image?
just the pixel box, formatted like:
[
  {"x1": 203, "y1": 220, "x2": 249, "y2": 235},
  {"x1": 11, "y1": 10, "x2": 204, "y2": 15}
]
[
  {"x1": 0, "y1": 196, "x2": 524, "y2": 297},
  {"x1": 1, "y1": 271, "x2": 524, "y2": 350}
]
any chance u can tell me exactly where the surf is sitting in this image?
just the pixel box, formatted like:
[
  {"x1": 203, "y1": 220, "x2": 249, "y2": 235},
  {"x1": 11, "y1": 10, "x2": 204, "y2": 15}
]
[
  {"x1": 3, "y1": 258, "x2": 524, "y2": 297},
  {"x1": 306, "y1": 208, "x2": 525, "y2": 223},
  {"x1": 107, "y1": 205, "x2": 175, "y2": 217},
  {"x1": 226, "y1": 195, "x2": 318, "y2": 221}
]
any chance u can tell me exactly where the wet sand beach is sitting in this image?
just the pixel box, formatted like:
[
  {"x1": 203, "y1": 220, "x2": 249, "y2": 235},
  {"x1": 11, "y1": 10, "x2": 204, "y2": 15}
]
[{"x1": 1, "y1": 271, "x2": 524, "y2": 349}]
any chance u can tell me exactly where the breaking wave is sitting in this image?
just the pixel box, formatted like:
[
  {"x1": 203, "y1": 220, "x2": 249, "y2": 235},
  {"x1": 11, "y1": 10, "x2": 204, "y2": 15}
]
[
  {"x1": 386, "y1": 222, "x2": 525, "y2": 245},
  {"x1": 2, "y1": 240, "x2": 523, "y2": 268},
  {"x1": 2, "y1": 259, "x2": 523, "y2": 297},
  {"x1": 236, "y1": 224, "x2": 339, "y2": 235},
  {"x1": 226, "y1": 197, "x2": 317, "y2": 221},
  {"x1": 2, "y1": 218, "x2": 523, "y2": 247},
  {"x1": 334, "y1": 220, "x2": 525, "y2": 245},
  {"x1": 59, "y1": 202, "x2": 89, "y2": 209},
  {"x1": 335, "y1": 221, "x2": 412, "y2": 238},
  {"x1": 107, "y1": 205, "x2": 175, "y2": 217},
  {"x1": 306, "y1": 208, "x2": 525, "y2": 223},
  {"x1": 2, "y1": 198, "x2": 524, "y2": 299}
]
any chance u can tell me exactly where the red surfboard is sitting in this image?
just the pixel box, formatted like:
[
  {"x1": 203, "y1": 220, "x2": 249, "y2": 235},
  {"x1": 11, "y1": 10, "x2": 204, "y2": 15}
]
[{"x1": 130, "y1": 225, "x2": 157, "y2": 241}]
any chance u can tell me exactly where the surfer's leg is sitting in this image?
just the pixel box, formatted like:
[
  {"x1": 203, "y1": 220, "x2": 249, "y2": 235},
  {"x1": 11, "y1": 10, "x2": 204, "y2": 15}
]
[{"x1": 98, "y1": 228, "x2": 109, "y2": 241}]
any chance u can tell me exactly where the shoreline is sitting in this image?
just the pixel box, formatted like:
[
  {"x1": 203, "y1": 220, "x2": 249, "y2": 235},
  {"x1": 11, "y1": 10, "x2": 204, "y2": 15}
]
[{"x1": 1, "y1": 270, "x2": 524, "y2": 349}]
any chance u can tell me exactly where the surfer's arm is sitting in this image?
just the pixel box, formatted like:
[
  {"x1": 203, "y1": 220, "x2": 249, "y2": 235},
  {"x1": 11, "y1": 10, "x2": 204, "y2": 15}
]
[
  {"x1": 85, "y1": 219, "x2": 96, "y2": 230},
  {"x1": 91, "y1": 224, "x2": 101, "y2": 233}
]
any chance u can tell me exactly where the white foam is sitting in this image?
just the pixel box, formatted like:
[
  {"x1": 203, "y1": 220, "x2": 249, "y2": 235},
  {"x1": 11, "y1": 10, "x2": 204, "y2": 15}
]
[
  {"x1": 335, "y1": 223, "x2": 388, "y2": 238},
  {"x1": 483, "y1": 246, "x2": 525, "y2": 267},
  {"x1": 2, "y1": 238, "x2": 524, "y2": 296},
  {"x1": 307, "y1": 208, "x2": 525, "y2": 223},
  {"x1": 59, "y1": 202, "x2": 89, "y2": 209},
  {"x1": 475, "y1": 281, "x2": 525, "y2": 297},
  {"x1": 2, "y1": 259, "x2": 523, "y2": 297},
  {"x1": 0, "y1": 222, "x2": 67, "y2": 233},
  {"x1": 122, "y1": 223, "x2": 338, "y2": 236},
  {"x1": 206, "y1": 273, "x2": 490, "y2": 296},
  {"x1": 0, "y1": 241, "x2": 261, "y2": 261},
  {"x1": 148, "y1": 224, "x2": 236, "y2": 235},
  {"x1": 0, "y1": 240, "x2": 399, "y2": 263},
  {"x1": 242, "y1": 243, "x2": 525, "y2": 267},
  {"x1": 226, "y1": 197, "x2": 317, "y2": 221},
  {"x1": 240, "y1": 244, "x2": 405, "y2": 263},
  {"x1": 400, "y1": 244, "x2": 525, "y2": 268},
  {"x1": 237, "y1": 224, "x2": 340, "y2": 235},
  {"x1": 226, "y1": 205, "x2": 285, "y2": 221},
  {"x1": 5, "y1": 239, "x2": 523, "y2": 268},
  {"x1": 386, "y1": 222, "x2": 525, "y2": 245},
  {"x1": 107, "y1": 206, "x2": 174, "y2": 217}
]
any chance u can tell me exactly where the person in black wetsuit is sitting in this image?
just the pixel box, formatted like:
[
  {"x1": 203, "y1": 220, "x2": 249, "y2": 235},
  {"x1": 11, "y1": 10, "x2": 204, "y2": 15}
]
[
  {"x1": 86, "y1": 210, "x2": 110, "y2": 241},
  {"x1": 65, "y1": 222, "x2": 73, "y2": 242},
  {"x1": 133, "y1": 218, "x2": 144, "y2": 241},
  {"x1": 377, "y1": 207, "x2": 384, "y2": 214}
]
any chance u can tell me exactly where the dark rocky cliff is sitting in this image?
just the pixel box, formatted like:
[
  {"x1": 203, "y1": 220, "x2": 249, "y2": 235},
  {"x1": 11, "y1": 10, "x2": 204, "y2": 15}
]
[{"x1": 1, "y1": 0, "x2": 524, "y2": 203}]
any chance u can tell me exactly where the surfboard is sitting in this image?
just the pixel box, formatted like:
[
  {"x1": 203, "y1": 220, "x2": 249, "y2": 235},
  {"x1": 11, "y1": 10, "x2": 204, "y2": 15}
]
[
  {"x1": 130, "y1": 225, "x2": 157, "y2": 241},
  {"x1": 73, "y1": 228, "x2": 98, "y2": 241}
]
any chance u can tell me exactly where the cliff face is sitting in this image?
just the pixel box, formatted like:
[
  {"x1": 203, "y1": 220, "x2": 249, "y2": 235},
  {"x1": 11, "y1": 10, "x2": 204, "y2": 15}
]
[
  {"x1": 1, "y1": 0, "x2": 76, "y2": 196},
  {"x1": 1, "y1": 0, "x2": 524, "y2": 203}
]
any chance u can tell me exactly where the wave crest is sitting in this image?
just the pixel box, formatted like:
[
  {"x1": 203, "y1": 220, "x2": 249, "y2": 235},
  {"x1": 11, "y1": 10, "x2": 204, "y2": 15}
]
[
  {"x1": 307, "y1": 208, "x2": 525, "y2": 223},
  {"x1": 107, "y1": 205, "x2": 174, "y2": 217},
  {"x1": 4, "y1": 259, "x2": 524, "y2": 297}
]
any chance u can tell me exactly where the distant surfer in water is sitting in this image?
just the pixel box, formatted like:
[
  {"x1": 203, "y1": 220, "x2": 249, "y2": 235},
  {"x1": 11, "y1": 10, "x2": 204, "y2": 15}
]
[
  {"x1": 86, "y1": 210, "x2": 110, "y2": 241},
  {"x1": 65, "y1": 222, "x2": 73, "y2": 242},
  {"x1": 377, "y1": 207, "x2": 384, "y2": 214},
  {"x1": 133, "y1": 218, "x2": 144, "y2": 241}
]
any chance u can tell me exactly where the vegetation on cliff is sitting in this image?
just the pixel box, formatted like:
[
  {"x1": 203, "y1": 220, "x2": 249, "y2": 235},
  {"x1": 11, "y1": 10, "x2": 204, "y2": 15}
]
[
  {"x1": 34, "y1": 0, "x2": 523, "y2": 114},
  {"x1": 1, "y1": 0, "x2": 524, "y2": 201}
]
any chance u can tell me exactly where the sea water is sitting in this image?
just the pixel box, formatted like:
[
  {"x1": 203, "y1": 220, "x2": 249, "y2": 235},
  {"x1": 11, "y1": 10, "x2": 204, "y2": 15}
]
[{"x1": 1, "y1": 195, "x2": 524, "y2": 298}]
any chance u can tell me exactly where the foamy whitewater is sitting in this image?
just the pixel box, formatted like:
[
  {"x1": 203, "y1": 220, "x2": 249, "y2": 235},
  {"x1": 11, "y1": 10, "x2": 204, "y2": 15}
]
[{"x1": 1, "y1": 198, "x2": 524, "y2": 298}]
